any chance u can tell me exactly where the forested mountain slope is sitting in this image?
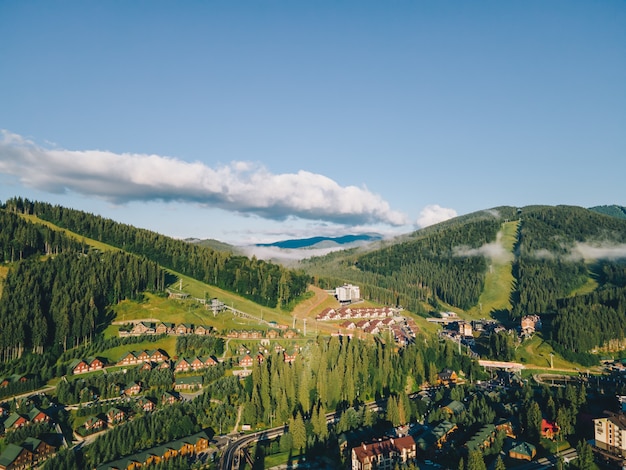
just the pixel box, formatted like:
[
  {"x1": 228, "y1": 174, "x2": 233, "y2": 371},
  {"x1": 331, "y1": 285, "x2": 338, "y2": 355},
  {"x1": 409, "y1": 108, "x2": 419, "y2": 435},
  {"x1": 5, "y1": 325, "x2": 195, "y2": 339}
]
[
  {"x1": 300, "y1": 205, "x2": 626, "y2": 354},
  {"x1": 2, "y1": 197, "x2": 310, "y2": 309},
  {"x1": 589, "y1": 204, "x2": 626, "y2": 220}
]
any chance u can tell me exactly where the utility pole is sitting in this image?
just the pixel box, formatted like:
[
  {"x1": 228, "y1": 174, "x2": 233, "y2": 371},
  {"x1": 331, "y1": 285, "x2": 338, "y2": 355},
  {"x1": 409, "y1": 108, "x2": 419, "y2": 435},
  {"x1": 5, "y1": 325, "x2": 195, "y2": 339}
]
[{"x1": 303, "y1": 319, "x2": 307, "y2": 336}]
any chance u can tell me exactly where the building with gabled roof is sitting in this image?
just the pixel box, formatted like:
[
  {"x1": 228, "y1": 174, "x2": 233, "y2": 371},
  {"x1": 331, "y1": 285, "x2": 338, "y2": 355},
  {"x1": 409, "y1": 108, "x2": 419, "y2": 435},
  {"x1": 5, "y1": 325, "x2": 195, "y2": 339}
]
[
  {"x1": 351, "y1": 435, "x2": 416, "y2": 470},
  {"x1": 508, "y1": 441, "x2": 536, "y2": 461},
  {"x1": 0, "y1": 443, "x2": 33, "y2": 470}
]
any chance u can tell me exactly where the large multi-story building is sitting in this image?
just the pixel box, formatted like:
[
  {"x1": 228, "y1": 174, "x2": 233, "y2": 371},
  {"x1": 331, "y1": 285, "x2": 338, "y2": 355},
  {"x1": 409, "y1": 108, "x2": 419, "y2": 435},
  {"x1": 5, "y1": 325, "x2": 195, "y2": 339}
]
[
  {"x1": 594, "y1": 413, "x2": 626, "y2": 457},
  {"x1": 336, "y1": 284, "x2": 360, "y2": 304},
  {"x1": 351, "y1": 436, "x2": 416, "y2": 470}
]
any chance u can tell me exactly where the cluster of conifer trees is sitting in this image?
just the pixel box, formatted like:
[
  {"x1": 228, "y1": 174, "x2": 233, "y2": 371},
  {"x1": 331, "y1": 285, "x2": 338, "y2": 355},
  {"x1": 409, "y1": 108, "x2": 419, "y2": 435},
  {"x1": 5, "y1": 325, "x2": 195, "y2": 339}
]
[{"x1": 3, "y1": 197, "x2": 310, "y2": 309}]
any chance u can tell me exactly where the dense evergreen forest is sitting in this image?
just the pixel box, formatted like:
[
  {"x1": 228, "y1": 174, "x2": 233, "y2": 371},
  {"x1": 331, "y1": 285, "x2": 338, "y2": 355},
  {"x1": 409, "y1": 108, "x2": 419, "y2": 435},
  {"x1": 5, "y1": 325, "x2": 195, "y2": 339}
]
[
  {"x1": 0, "y1": 250, "x2": 163, "y2": 360},
  {"x1": 2, "y1": 197, "x2": 310, "y2": 309},
  {"x1": 302, "y1": 214, "x2": 512, "y2": 313},
  {"x1": 302, "y1": 205, "x2": 626, "y2": 354},
  {"x1": 511, "y1": 205, "x2": 626, "y2": 318}
]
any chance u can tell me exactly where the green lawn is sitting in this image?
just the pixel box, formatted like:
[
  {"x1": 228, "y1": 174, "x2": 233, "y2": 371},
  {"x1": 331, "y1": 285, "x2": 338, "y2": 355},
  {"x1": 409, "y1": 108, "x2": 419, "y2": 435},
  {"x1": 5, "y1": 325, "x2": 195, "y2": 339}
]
[
  {"x1": 98, "y1": 336, "x2": 178, "y2": 364},
  {"x1": 19, "y1": 214, "x2": 121, "y2": 252}
]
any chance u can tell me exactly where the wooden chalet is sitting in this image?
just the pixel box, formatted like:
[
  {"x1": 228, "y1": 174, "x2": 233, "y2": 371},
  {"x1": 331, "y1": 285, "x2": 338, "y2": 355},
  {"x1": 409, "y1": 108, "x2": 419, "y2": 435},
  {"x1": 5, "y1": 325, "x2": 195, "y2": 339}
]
[
  {"x1": 174, "y1": 358, "x2": 191, "y2": 373},
  {"x1": 70, "y1": 356, "x2": 105, "y2": 375},
  {"x1": 137, "y1": 397, "x2": 156, "y2": 413},
  {"x1": 437, "y1": 369, "x2": 459, "y2": 386},
  {"x1": 161, "y1": 391, "x2": 178, "y2": 405},
  {"x1": 541, "y1": 419, "x2": 560, "y2": 440},
  {"x1": 3, "y1": 413, "x2": 28, "y2": 430},
  {"x1": 95, "y1": 431, "x2": 210, "y2": 470},
  {"x1": 0, "y1": 443, "x2": 33, "y2": 470},
  {"x1": 27, "y1": 407, "x2": 50, "y2": 424},
  {"x1": 239, "y1": 353, "x2": 254, "y2": 368},
  {"x1": 174, "y1": 376, "x2": 203, "y2": 391},
  {"x1": 84, "y1": 416, "x2": 107, "y2": 432},
  {"x1": 351, "y1": 436, "x2": 416, "y2": 470},
  {"x1": 124, "y1": 382, "x2": 142, "y2": 396},
  {"x1": 509, "y1": 441, "x2": 536, "y2": 461},
  {"x1": 106, "y1": 407, "x2": 126, "y2": 424}
]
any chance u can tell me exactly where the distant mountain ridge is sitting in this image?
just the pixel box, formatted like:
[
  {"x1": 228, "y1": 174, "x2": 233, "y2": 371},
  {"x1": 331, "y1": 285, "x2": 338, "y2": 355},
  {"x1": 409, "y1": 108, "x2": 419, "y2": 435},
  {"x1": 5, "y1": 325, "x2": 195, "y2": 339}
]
[
  {"x1": 255, "y1": 233, "x2": 383, "y2": 249},
  {"x1": 589, "y1": 204, "x2": 626, "y2": 219}
]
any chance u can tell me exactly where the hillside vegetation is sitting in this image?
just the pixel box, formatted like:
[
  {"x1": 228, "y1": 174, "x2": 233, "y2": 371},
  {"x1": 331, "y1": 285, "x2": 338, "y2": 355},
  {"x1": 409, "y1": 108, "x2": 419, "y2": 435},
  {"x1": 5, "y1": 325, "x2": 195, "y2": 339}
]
[{"x1": 300, "y1": 205, "x2": 626, "y2": 358}]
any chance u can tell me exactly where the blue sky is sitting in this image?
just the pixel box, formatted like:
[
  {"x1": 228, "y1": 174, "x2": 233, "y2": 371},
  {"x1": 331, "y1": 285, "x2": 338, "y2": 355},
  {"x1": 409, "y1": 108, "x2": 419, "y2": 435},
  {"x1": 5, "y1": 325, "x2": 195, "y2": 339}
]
[{"x1": 1, "y1": 1, "x2": 624, "y2": 246}]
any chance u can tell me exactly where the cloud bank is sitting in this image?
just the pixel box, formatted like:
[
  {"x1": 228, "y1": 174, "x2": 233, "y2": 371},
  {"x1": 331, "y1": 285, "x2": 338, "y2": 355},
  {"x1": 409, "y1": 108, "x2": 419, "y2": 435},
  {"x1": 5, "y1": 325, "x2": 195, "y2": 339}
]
[
  {"x1": 453, "y1": 231, "x2": 514, "y2": 264},
  {"x1": 0, "y1": 130, "x2": 408, "y2": 226},
  {"x1": 416, "y1": 204, "x2": 458, "y2": 228},
  {"x1": 571, "y1": 242, "x2": 626, "y2": 261}
]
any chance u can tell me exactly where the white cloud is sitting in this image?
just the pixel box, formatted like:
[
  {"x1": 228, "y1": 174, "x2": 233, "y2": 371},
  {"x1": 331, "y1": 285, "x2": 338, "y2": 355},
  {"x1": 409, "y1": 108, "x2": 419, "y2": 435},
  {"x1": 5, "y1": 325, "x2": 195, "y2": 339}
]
[
  {"x1": 572, "y1": 242, "x2": 626, "y2": 261},
  {"x1": 0, "y1": 130, "x2": 408, "y2": 226},
  {"x1": 453, "y1": 231, "x2": 514, "y2": 264},
  {"x1": 416, "y1": 204, "x2": 458, "y2": 228}
]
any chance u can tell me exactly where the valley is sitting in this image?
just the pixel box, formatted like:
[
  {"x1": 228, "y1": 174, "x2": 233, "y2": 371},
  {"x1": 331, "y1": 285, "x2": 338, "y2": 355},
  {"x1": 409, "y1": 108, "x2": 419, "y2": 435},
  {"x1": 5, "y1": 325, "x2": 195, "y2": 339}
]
[{"x1": 0, "y1": 199, "x2": 625, "y2": 469}]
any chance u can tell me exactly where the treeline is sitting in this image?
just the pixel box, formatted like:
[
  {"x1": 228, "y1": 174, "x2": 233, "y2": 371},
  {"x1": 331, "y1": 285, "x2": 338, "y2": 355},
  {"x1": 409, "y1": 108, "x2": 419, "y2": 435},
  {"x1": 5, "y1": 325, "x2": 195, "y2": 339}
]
[
  {"x1": 43, "y1": 396, "x2": 236, "y2": 470},
  {"x1": 511, "y1": 206, "x2": 626, "y2": 318},
  {"x1": 241, "y1": 334, "x2": 482, "y2": 428},
  {"x1": 551, "y1": 286, "x2": 626, "y2": 353},
  {"x1": 0, "y1": 210, "x2": 85, "y2": 261},
  {"x1": 0, "y1": 250, "x2": 163, "y2": 361},
  {"x1": 175, "y1": 335, "x2": 224, "y2": 357},
  {"x1": 306, "y1": 218, "x2": 503, "y2": 311},
  {"x1": 4, "y1": 197, "x2": 310, "y2": 308}
]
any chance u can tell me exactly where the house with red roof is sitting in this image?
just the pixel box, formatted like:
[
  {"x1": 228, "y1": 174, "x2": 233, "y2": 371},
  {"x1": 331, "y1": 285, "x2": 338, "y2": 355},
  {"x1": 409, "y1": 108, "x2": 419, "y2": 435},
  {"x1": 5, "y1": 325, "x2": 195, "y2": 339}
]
[{"x1": 351, "y1": 436, "x2": 416, "y2": 470}]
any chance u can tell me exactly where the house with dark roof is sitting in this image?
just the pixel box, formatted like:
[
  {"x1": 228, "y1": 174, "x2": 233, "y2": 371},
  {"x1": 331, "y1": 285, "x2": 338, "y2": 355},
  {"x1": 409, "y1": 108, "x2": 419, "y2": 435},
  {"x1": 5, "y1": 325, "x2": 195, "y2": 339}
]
[
  {"x1": 174, "y1": 376, "x2": 203, "y2": 391},
  {"x1": 3, "y1": 413, "x2": 28, "y2": 430},
  {"x1": 443, "y1": 400, "x2": 465, "y2": 417},
  {"x1": 508, "y1": 441, "x2": 536, "y2": 461},
  {"x1": 416, "y1": 420, "x2": 457, "y2": 451},
  {"x1": 0, "y1": 443, "x2": 33, "y2": 470},
  {"x1": 465, "y1": 424, "x2": 496, "y2": 452},
  {"x1": 95, "y1": 430, "x2": 211, "y2": 470}
]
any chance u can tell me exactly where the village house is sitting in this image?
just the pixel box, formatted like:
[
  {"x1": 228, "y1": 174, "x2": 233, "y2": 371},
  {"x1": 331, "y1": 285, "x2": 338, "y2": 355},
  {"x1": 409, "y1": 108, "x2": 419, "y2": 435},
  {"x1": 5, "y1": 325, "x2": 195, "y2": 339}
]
[
  {"x1": 174, "y1": 358, "x2": 191, "y2": 373},
  {"x1": 239, "y1": 353, "x2": 254, "y2": 368},
  {"x1": 27, "y1": 407, "x2": 50, "y2": 424},
  {"x1": 70, "y1": 357, "x2": 105, "y2": 375},
  {"x1": 0, "y1": 443, "x2": 33, "y2": 470},
  {"x1": 0, "y1": 438, "x2": 54, "y2": 470},
  {"x1": 137, "y1": 397, "x2": 156, "y2": 413},
  {"x1": 416, "y1": 421, "x2": 458, "y2": 451},
  {"x1": 174, "y1": 376, "x2": 203, "y2": 391},
  {"x1": 508, "y1": 441, "x2": 537, "y2": 461},
  {"x1": 106, "y1": 407, "x2": 126, "y2": 425},
  {"x1": 155, "y1": 322, "x2": 175, "y2": 335},
  {"x1": 0, "y1": 375, "x2": 29, "y2": 388},
  {"x1": 541, "y1": 419, "x2": 560, "y2": 440},
  {"x1": 437, "y1": 369, "x2": 459, "y2": 386},
  {"x1": 175, "y1": 323, "x2": 194, "y2": 335},
  {"x1": 124, "y1": 382, "x2": 142, "y2": 396},
  {"x1": 520, "y1": 315, "x2": 542, "y2": 336},
  {"x1": 351, "y1": 436, "x2": 416, "y2": 470},
  {"x1": 3, "y1": 412, "x2": 28, "y2": 430},
  {"x1": 95, "y1": 431, "x2": 211, "y2": 470},
  {"x1": 161, "y1": 391, "x2": 178, "y2": 406},
  {"x1": 283, "y1": 348, "x2": 298, "y2": 364},
  {"x1": 465, "y1": 424, "x2": 496, "y2": 452},
  {"x1": 83, "y1": 416, "x2": 107, "y2": 433}
]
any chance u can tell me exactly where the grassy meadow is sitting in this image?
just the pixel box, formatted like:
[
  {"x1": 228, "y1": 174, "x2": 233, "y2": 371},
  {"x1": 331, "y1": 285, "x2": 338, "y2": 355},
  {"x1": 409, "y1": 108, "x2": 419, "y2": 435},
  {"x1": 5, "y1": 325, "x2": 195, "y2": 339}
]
[{"x1": 466, "y1": 220, "x2": 518, "y2": 320}]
